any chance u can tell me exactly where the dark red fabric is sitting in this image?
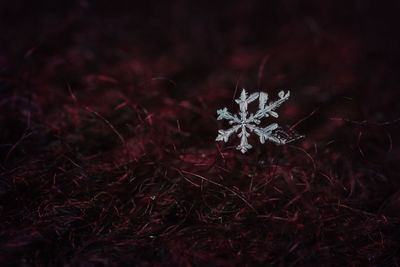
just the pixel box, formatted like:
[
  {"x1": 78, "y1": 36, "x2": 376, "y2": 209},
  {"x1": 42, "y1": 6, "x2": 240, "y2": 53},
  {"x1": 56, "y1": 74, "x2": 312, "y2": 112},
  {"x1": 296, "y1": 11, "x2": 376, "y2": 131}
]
[{"x1": 1, "y1": 1, "x2": 400, "y2": 265}]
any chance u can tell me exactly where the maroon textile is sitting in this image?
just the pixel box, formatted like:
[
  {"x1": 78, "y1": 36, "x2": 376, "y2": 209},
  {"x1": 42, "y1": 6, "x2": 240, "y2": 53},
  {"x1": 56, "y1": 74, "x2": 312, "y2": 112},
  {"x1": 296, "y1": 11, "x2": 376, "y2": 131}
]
[{"x1": 1, "y1": 1, "x2": 400, "y2": 265}]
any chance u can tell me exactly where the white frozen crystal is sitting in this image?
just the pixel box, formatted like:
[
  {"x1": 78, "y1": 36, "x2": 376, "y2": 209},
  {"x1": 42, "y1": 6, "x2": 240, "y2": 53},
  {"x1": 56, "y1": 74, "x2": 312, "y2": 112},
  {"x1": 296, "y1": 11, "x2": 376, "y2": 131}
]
[{"x1": 216, "y1": 88, "x2": 298, "y2": 153}]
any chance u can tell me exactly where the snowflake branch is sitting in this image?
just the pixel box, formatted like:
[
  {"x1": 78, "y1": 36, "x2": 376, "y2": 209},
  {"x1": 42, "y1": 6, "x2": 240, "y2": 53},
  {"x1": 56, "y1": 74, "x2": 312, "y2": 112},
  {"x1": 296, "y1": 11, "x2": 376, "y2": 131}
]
[
  {"x1": 247, "y1": 123, "x2": 281, "y2": 144},
  {"x1": 235, "y1": 89, "x2": 259, "y2": 112},
  {"x1": 253, "y1": 90, "x2": 290, "y2": 119},
  {"x1": 215, "y1": 125, "x2": 241, "y2": 142},
  {"x1": 216, "y1": 107, "x2": 240, "y2": 124},
  {"x1": 237, "y1": 125, "x2": 252, "y2": 153}
]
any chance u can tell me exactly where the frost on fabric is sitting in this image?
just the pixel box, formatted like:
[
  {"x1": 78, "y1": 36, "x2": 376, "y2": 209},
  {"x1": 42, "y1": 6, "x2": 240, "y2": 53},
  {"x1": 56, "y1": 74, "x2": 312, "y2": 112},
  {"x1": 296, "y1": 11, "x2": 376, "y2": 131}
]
[{"x1": 216, "y1": 89, "x2": 301, "y2": 153}]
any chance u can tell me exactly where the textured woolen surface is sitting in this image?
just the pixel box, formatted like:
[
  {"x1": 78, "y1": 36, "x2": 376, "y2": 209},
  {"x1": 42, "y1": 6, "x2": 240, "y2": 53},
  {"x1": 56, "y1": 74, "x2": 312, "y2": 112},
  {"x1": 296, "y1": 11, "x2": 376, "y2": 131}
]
[{"x1": 1, "y1": 1, "x2": 400, "y2": 266}]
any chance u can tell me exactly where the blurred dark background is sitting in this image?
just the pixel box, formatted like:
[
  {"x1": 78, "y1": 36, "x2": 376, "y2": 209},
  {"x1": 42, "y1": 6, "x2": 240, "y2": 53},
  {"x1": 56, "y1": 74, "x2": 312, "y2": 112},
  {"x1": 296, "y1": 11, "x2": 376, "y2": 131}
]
[
  {"x1": 1, "y1": 0, "x2": 400, "y2": 134},
  {"x1": 1, "y1": 0, "x2": 400, "y2": 265}
]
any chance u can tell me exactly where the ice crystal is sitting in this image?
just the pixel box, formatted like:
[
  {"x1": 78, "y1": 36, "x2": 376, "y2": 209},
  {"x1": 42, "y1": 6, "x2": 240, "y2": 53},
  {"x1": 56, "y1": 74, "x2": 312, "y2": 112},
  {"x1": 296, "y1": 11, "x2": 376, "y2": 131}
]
[{"x1": 216, "y1": 88, "x2": 300, "y2": 153}]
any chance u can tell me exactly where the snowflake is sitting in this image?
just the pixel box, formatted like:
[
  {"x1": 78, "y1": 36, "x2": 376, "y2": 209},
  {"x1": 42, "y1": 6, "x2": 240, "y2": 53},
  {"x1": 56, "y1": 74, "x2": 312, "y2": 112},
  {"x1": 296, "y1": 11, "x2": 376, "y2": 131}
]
[{"x1": 216, "y1": 88, "x2": 300, "y2": 153}]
